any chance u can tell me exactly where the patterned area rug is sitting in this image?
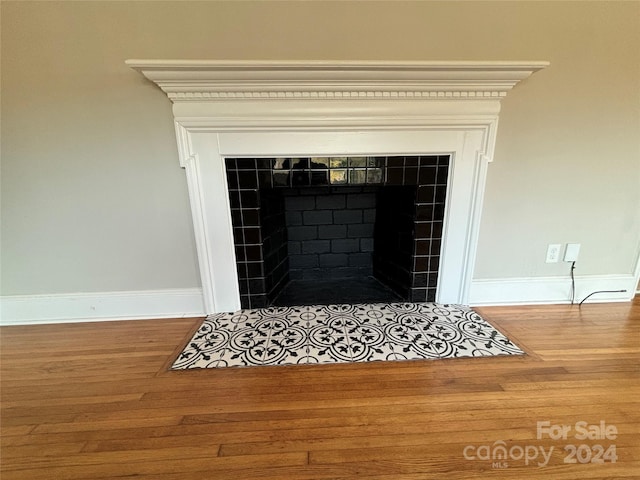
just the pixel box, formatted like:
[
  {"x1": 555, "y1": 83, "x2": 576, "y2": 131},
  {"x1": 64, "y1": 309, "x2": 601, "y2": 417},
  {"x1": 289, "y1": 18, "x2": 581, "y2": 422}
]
[{"x1": 172, "y1": 303, "x2": 524, "y2": 369}]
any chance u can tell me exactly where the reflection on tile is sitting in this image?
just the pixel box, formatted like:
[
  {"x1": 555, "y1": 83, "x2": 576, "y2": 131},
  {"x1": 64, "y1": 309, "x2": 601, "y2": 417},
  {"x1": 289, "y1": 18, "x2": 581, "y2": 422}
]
[
  {"x1": 330, "y1": 157, "x2": 349, "y2": 168},
  {"x1": 330, "y1": 169, "x2": 347, "y2": 184},
  {"x1": 172, "y1": 302, "x2": 524, "y2": 369}
]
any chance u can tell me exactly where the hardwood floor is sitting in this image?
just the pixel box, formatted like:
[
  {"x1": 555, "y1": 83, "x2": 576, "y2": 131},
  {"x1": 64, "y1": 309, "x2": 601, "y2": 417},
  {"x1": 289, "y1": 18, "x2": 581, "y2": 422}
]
[{"x1": 1, "y1": 298, "x2": 639, "y2": 479}]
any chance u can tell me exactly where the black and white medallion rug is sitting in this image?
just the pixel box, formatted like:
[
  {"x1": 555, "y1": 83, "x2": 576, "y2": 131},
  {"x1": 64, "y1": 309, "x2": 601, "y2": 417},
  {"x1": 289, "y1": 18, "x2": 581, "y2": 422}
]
[{"x1": 172, "y1": 303, "x2": 524, "y2": 370}]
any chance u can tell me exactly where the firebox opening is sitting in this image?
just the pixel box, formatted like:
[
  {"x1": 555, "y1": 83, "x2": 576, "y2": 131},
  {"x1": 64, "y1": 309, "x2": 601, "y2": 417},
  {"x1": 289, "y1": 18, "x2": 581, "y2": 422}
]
[
  {"x1": 226, "y1": 155, "x2": 449, "y2": 309},
  {"x1": 272, "y1": 186, "x2": 405, "y2": 306}
]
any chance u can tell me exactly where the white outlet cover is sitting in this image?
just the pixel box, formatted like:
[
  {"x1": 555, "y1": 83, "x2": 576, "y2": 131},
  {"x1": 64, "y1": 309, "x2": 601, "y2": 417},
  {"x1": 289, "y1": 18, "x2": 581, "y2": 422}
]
[
  {"x1": 546, "y1": 244, "x2": 562, "y2": 263},
  {"x1": 564, "y1": 243, "x2": 581, "y2": 262}
]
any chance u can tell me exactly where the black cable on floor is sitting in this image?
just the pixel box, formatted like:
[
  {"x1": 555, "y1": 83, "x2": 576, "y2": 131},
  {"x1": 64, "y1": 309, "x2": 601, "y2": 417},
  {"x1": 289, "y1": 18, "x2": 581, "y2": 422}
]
[{"x1": 578, "y1": 290, "x2": 628, "y2": 306}]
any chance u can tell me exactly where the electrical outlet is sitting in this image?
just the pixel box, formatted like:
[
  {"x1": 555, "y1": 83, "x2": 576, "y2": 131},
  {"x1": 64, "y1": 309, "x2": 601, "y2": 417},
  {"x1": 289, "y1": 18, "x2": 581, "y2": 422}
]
[
  {"x1": 564, "y1": 243, "x2": 581, "y2": 262},
  {"x1": 546, "y1": 244, "x2": 562, "y2": 263}
]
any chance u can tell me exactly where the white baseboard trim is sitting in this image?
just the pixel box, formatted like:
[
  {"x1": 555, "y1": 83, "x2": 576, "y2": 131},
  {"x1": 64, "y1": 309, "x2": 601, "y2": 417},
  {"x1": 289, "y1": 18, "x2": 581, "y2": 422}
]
[
  {"x1": 469, "y1": 274, "x2": 636, "y2": 306},
  {"x1": 1, "y1": 277, "x2": 635, "y2": 325},
  {"x1": 0, "y1": 288, "x2": 206, "y2": 326}
]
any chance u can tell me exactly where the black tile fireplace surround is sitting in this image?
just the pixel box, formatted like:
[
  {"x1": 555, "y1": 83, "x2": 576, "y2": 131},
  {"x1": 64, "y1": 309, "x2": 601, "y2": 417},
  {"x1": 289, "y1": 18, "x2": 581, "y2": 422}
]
[{"x1": 225, "y1": 155, "x2": 449, "y2": 309}]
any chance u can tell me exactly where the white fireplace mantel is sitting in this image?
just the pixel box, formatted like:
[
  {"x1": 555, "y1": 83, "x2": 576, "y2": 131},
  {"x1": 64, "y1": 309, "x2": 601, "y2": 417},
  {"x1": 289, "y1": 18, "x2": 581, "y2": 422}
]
[{"x1": 127, "y1": 60, "x2": 548, "y2": 314}]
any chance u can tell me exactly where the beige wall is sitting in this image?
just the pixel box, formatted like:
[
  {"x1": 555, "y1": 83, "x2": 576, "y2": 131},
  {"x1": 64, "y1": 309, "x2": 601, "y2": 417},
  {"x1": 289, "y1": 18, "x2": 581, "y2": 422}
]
[{"x1": 2, "y1": 1, "x2": 639, "y2": 296}]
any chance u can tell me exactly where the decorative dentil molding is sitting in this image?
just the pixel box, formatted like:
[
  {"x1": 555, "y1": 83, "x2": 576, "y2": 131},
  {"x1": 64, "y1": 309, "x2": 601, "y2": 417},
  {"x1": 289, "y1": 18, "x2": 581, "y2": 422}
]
[{"x1": 126, "y1": 60, "x2": 549, "y2": 101}]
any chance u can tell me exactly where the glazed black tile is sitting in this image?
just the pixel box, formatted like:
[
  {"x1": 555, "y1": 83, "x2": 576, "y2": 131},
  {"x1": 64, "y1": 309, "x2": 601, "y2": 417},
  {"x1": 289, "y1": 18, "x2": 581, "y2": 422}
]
[
  {"x1": 273, "y1": 171, "x2": 290, "y2": 187},
  {"x1": 430, "y1": 239, "x2": 442, "y2": 255},
  {"x1": 311, "y1": 158, "x2": 330, "y2": 169},
  {"x1": 224, "y1": 158, "x2": 237, "y2": 169},
  {"x1": 347, "y1": 157, "x2": 366, "y2": 167},
  {"x1": 413, "y1": 273, "x2": 428, "y2": 288},
  {"x1": 429, "y1": 256, "x2": 440, "y2": 272},
  {"x1": 329, "y1": 157, "x2": 348, "y2": 168},
  {"x1": 226, "y1": 169, "x2": 240, "y2": 190},
  {"x1": 291, "y1": 158, "x2": 310, "y2": 169},
  {"x1": 237, "y1": 170, "x2": 258, "y2": 189},
  {"x1": 432, "y1": 221, "x2": 443, "y2": 238},
  {"x1": 366, "y1": 168, "x2": 383, "y2": 184},
  {"x1": 241, "y1": 208, "x2": 261, "y2": 227},
  {"x1": 240, "y1": 296, "x2": 250, "y2": 309},
  {"x1": 291, "y1": 170, "x2": 311, "y2": 187},
  {"x1": 415, "y1": 222, "x2": 433, "y2": 239},
  {"x1": 240, "y1": 191, "x2": 259, "y2": 208},
  {"x1": 419, "y1": 167, "x2": 437, "y2": 185},
  {"x1": 248, "y1": 278, "x2": 266, "y2": 293},
  {"x1": 245, "y1": 262, "x2": 264, "y2": 278},
  {"x1": 245, "y1": 245, "x2": 263, "y2": 262},
  {"x1": 416, "y1": 204, "x2": 435, "y2": 221},
  {"x1": 229, "y1": 191, "x2": 241, "y2": 209},
  {"x1": 248, "y1": 295, "x2": 268, "y2": 308},
  {"x1": 243, "y1": 227, "x2": 261, "y2": 245},
  {"x1": 404, "y1": 157, "x2": 419, "y2": 167},
  {"x1": 236, "y1": 159, "x2": 257, "y2": 170},
  {"x1": 232, "y1": 227, "x2": 245, "y2": 244},
  {"x1": 230, "y1": 208, "x2": 242, "y2": 226},
  {"x1": 235, "y1": 245, "x2": 246, "y2": 262},
  {"x1": 385, "y1": 168, "x2": 403, "y2": 185},
  {"x1": 436, "y1": 165, "x2": 449, "y2": 185},
  {"x1": 419, "y1": 156, "x2": 438, "y2": 167},
  {"x1": 256, "y1": 158, "x2": 274, "y2": 169},
  {"x1": 367, "y1": 157, "x2": 383, "y2": 168},
  {"x1": 257, "y1": 171, "x2": 273, "y2": 189},
  {"x1": 348, "y1": 169, "x2": 367, "y2": 185},
  {"x1": 236, "y1": 262, "x2": 248, "y2": 280},
  {"x1": 415, "y1": 240, "x2": 431, "y2": 255},
  {"x1": 435, "y1": 185, "x2": 447, "y2": 203},
  {"x1": 387, "y1": 157, "x2": 404, "y2": 168},
  {"x1": 311, "y1": 170, "x2": 329, "y2": 185},
  {"x1": 409, "y1": 289, "x2": 428, "y2": 302},
  {"x1": 329, "y1": 169, "x2": 347, "y2": 185},
  {"x1": 414, "y1": 256, "x2": 429, "y2": 272},
  {"x1": 403, "y1": 167, "x2": 418, "y2": 185}
]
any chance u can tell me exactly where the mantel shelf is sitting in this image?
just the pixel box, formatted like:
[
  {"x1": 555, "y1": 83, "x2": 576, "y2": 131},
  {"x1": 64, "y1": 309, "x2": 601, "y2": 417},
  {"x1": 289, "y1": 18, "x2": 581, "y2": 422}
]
[{"x1": 126, "y1": 60, "x2": 549, "y2": 101}]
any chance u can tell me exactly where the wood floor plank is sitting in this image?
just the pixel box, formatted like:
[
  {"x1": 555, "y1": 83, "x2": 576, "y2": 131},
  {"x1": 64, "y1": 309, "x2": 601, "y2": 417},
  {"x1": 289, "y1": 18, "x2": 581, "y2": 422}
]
[{"x1": 1, "y1": 298, "x2": 638, "y2": 479}]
